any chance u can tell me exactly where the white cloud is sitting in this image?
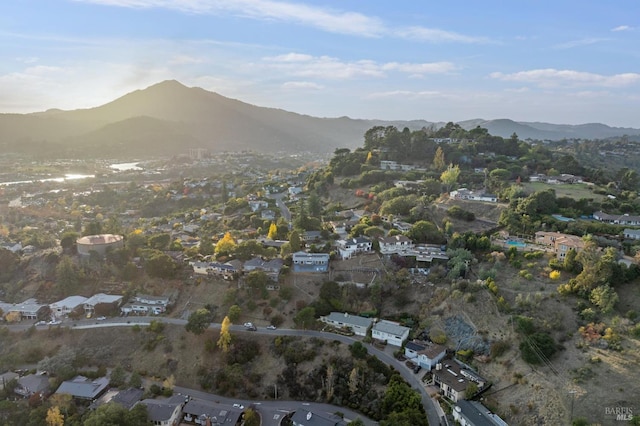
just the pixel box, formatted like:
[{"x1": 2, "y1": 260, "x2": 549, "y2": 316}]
[
  {"x1": 73, "y1": 0, "x2": 489, "y2": 42},
  {"x1": 395, "y1": 26, "x2": 491, "y2": 44},
  {"x1": 552, "y1": 38, "x2": 609, "y2": 49},
  {"x1": 263, "y1": 53, "x2": 457, "y2": 80},
  {"x1": 611, "y1": 25, "x2": 632, "y2": 32},
  {"x1": 282, "y1": 81, "x2": 323, "y2": 90},
  {"x1": 490, "y1": 69, "x2": 640, "y2": 88}
]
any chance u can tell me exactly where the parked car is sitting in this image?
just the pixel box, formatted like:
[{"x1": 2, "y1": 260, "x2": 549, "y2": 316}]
[
  {"x1": 35, "y1": 320, "x2": 47, "y2": 326},
  {"x1": 243, "y1": 322, "x2": 254, "y2": 328},
  {"x1": 48, "y1": 320, "x2": 62, "y2": 325},
  {"x1": 247, "y1": 325, "x2": 257, "y2": 331},
  {"x1": 233, "y1": 403, "x2": 244, "y2": 409},
  {"x1": 266, "y1": 325, "x2": 277, "y2": 330},
  {"x1": 96, "y1": 316, "x2": 107, "y2": 321}
]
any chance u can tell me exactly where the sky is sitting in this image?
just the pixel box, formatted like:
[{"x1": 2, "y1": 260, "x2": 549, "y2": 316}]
[{"x1": 1, "y1": 0, "x2": 640, "y2": 127}]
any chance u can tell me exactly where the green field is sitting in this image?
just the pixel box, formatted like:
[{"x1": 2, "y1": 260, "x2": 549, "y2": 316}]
[{"x1": 523, "y1": 181, "x2": 607, "y2": 201}]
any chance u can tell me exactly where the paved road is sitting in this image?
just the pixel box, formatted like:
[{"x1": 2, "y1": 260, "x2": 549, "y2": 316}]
[{"x1": 8, "y1": 316, "x2": 442, "y2": 425}]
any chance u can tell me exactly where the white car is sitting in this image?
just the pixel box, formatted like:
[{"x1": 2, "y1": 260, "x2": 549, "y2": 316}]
[
  {"x1": 35, "y1": 320, "x2": 47, "y2": 326},
  {"x1": 233, "y1": 403, "x2": 244, "y2": 409},
  {"x1": 243, "y1": 322, "x2": 254, "y2": 328},
  {"x1": 96, "y1": 316, "x2": 107, "y2": 321},
  {"x1": 266, "y1": 325, "x2": 277, "y2": 330},
  {"x1": 48, "y1": 320, "x2": 62, "y2": 325}
]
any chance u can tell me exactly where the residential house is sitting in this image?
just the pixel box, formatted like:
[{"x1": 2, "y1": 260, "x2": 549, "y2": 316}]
[
  {"x1": 329, "y1": 219, "x2": 359, "y2": 237},
  {"x1": 320, "y1": 312, "x2": 373, "y2": 337},
  {"x1": 261, "y1": 209, "x2": 276, "y2": 220},
  {"x1": 15, "y1": 374, "x2": 50, "y2": 398},
  {"x1": 243, "y1": 257, "x2": 284, "y2": 280},
  {"x1": 181, "y1": 399, "x2": 242, "y2": 425},
  {"x1": 403, "y1": 245, "x2": 449, "y2": 263},
  {"x1": 292, "y1": 252, "x2": 330, "y2": 273},
  {"x1": 55, "y1": 376, "x2": 109, "y2": 401},
  {"x1": 12, "y1": 298, "x2": 48, "y2": 320},
  {"x1": 404, "y1": 341, "x2": 447, "y2": 370},
  {"x1": 49, "y1": 296, "x2": 88, "y2": 318},
  {"x1": 453, "y1": 400, "x2": 509, "y2": 426},
  {"x1": 336, "y1": 237, "x2": 372, "y2": 259},
  {"x1": 288, "y1": 186, "x2": 303, "y2": 196},
  {"x1": 534, "y1": 231, "x2": 585, "y2": 260},
  {"x1": 302, "y1": 231, "x2": 323, "y2": 244},
  {"x1": 593, "y1": 211, "x2": 640, "y2": 226},
  {"x1": 248, "y1": 200, "x2": 269, "y2": 212},
  {"x1": 432, "y1": 357, "x2": 487, "y2": 402},
  {"x1": 0, "y1": 371, "x2": 19, "y2": 390},
  {"x1": 449, "y1": 188, "x2": 497, "y2": 203},
  {"x1": 291, "y1": 408, "x2": 348, "y2": 426},
  {"x1": 623, "y1": 228, "x2": 640, "y2": 240},
  {"x1": 83, "y1": 293, "x2": 123, "y2": 315},
  {"x1": 0, "y1": 241, "x2": 22, "y2": 253},
  {"x1": 378, "y1": 235, "x2": 414, "y2": 255},
  {"x1": 371, "y1": 320, "x2": 410, "y2": 347},
  {"x1": 121, "y1": 294, "x2": 171, "y2": 315},
  {"x1": 392, "y1": 221, "x2": 413, "y2": 232},
  {"x1": 92, "y1": 387, "x2": 144, "y2": 410},
  {"x1": 138, "y1": 395, "x2": 186, "y2": 426}
]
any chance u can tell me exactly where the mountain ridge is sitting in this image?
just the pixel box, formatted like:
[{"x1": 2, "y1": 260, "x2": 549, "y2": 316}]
[{"x1": 1, "y1": 80, "x2": 639, "y2": 157}]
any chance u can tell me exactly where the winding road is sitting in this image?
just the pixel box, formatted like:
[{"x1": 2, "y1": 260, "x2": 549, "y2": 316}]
[{"x1": 10, "y1": 316, "x2": 444, "y2": 425}]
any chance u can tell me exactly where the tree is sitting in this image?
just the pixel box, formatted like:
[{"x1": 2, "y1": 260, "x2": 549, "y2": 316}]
[
  {"x1": 433, "y1": 146, "x2": 446, "y2": 172},
  {"x1": 589, "y1": 285, "x2": 618, "y2": 313},
  {"x1": 199, "y1": 237, "x2": 214, "y2": 256},
  {"x1": 267, "y1": 222, "x2": 278, "y2": 240},
  {"x1": 45, "y1": 406, "x2": 64, "y2": 426},
  {"x1": 520, "y1": 332, "x2": 557, "y2": 364},
  {"x1": 406, "y1": 220, "x2": 445, "y2": 244},
  {"x1": 56, "y1": 255, "x2": 84, "y2": 295},
  {"x1": 228, "y1": 305, "x2": 241, "y2": 323},
  {"x1": 243, "y1": 408, "x2": 260, "y2": 426},
  {"x1": 294, "y1": 306, "x2": 316, "y2": 329},
  {"x1": 128, "y1": 371, "x2": 142, "y2": 388},
  {"x1": 217, "y1": 316, "x2": 232, "y2": 352},
  {"x1": 289, "y1": 229, "x2": 301, "y2": 252},
  {"x1": 186, "y1": 308, "x2": 213, "y2": 335},
  {"x1": 144, "y1": 251, "x2": 177, "y2": 278},
  {"x1": 440, "y1": 163, "x2": 460, "y2": 192},
  {"x1": 84, "y1": 402, "x2": 148, "y2": 426},
  {"x1": 215, "y1": 232, "x2": 237, "y2": 256},
  {"x1": 59, "y1": 231, "x2": 80, "y2": 252},
  {"x1": 109, "y1": 365, "x2": 127, "y2": 388},
  {"x1": 148, "y1": 233, "x2": 170, "y2": 250}
]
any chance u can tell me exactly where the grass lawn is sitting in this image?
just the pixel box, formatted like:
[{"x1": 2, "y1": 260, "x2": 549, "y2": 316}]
[{"x1": 523, "y1": 182, "x2": 607, "y2": 201}]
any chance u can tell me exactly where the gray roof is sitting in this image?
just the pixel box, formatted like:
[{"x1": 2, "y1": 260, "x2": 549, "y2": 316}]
[
  {"x1": 112, "y1": 388, "x2": 144, "y2": 409},
  {"x1": 16, "y1": 374, "x2": 50, "y2": 395},
  {"x1": 183, "y1": 399, "x2": 241, "y2": 424},
  {"x1": 322, "y1": 312, "x2": 373, "y2": 328},
  {"x1": 55, "y1": 376, "x2": 109, "y2": 399},
  {"x1": 455, "y1": 400, "x2": 508, "y2": 426},
  {"x1": 139, "y1": 395, "x2": 184, "y2": 422},
  {"x1": 373, "y1": 320, "x2": 410, "y2": 336},
  {"x1": 290, "y1": 409, "x2": 348, "y2": 426}
]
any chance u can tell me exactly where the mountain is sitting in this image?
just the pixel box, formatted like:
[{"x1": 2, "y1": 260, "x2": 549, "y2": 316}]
[
  {"x1": 1, "y1": 80, "x2": 639, "y2": 158},
  {"x1": 457, "y1": 118, "x2": 640, "y2": 140}
]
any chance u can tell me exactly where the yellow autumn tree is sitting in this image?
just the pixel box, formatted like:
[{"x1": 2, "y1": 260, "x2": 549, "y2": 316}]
[
  {"x1": 46, "y1": 406, "x2": 64, "y2": 426},
  {"x1": 215, "y1": 232, "x2": 237, "y2": 256},
  {"x1": 433, "y1": 146, "x2": 446, "y2": 172},
  {"x1": 267, "y1": 223, "x2": 278, "y2": 240},
  {"x1": 217, "y1": 316, "x2": 232, "y2": 352}
]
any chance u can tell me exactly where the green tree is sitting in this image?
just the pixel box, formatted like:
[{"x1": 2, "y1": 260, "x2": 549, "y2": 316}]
[
  {"x1": 433, "y1": 146, "x2": 446, "y2": 172},
  {"x1": 440, "y1": 163, "x2": 460, "y2": 192},
  {"x1": 55, "y1": 256, "x2": 84, "y2": 295},
  {"x1": 589, "y1": 285, "x2": 618, "y2": 313},
  {"x1": 109, "y1": 365, "x2": 127, "y2": 388},
  {"x1": 228, "y1": 305, "x2": 241, "y2": 323},
  {"x1": 520, "y1": 332, "x2": 557, "y2": 364},
  {"x1": 294, "y1": 306, "x2": 317, "y2": 329},
  {"x1": 289, "y1": 229, "x2": 301, "y2": 252},
  {"x1": 83, "y1": 402, "x2": 148, "y2": 426},
  {"x1": 243, "y1": 408, "x2": 260, "y2": 426},
  {"x1": 148, "y1": 233, "x2": 170, "y2": 250},
  {"x1": 406, "y1": 220, "x2": 445, "y2": 244},
  {"x1": 59, "y1": 231, "x2": 80, "y2": 252},
  {"x1": 186, "y1": 308, "x2": 213, "y2": 335},
  {"x1": 199, "y1": 237, "x2": 214, "y2": 256},
  {"x1": 144, "y1": 251, "x2": 176, "y2": 278}
]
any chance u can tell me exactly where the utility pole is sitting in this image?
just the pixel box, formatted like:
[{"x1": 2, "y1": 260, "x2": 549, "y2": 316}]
[
  {"x1": 569, "y1": 389, "x2": 576, "y2": 424},
  {"x1": 274, "y1": 383, "x2": 277, "y2": 400}
]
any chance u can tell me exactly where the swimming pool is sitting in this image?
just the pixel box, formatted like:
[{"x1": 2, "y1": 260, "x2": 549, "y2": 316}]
[{"x1": 506, "y1": 240, "x2": 526, "y2": 248}]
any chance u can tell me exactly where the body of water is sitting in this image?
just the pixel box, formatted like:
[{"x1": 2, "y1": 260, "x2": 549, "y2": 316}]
[
  {"x1": 110, "y1": 162, "x2": 143, "y2": 171},
  {"x1": 0, "y1": 173, "x2": 95, "y2": 187}
]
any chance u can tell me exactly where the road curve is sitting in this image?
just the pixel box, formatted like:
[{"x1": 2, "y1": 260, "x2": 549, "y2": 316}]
[{"x1": 8, "y1": 316, "x2": 442, "y2": 425}]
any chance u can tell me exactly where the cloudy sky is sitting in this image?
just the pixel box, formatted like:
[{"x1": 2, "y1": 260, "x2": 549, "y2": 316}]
[{"x1": 1, "y1": 0, "x2": 639, "y2": 127}]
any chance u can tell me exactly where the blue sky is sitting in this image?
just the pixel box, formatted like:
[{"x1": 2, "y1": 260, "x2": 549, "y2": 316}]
[{"x1": 1, "y1": 0, "x2": 639, "y2": 127}]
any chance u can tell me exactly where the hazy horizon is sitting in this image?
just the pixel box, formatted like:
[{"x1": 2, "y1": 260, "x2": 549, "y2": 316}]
[{"x1": 1, "y1": 1, "x2": 639, "y2": 128}]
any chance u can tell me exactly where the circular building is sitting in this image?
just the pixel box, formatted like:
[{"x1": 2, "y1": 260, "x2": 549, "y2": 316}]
[{"x1": 76, "y1": 234, "x2": 124, "y2": 257}]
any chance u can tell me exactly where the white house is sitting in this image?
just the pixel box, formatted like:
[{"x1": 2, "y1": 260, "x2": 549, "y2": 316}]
[
  {"x1": 292, "y1": 251, "x2": 329, "y2": 272},
  {"x1": 624, "y1": 228, "x2": 640, "y2": 240},
  {"x1": 371, "y1": 320, "x2": 410, "y2": 347},
  {"x1": 121, "y1": 294, "x2": 171, "y2": 315},
  {"x1": 378, "y1": 235, "x2": 413, "y2": 255},
  {"x1": 320, "y1": 312, "x2": 373, "y2": 336},
  {"x1": 336, "y1": 237, "x2": 372, "y2": 259},
  {"x1": 404, "y1": 341, "x2": 447, "y2": 370},
  {"x1": 453, "y1": 400, "x2": 508, "y2": 426},
  {"x1": 449, "y1": 188, "x2": 497, "y2": 203},
  {"x1": 50, "y1": 296, "x2": 88, "y2": 318},
  {"x1": 83, "y1": 294, "x2": 123, "y2": 315}
]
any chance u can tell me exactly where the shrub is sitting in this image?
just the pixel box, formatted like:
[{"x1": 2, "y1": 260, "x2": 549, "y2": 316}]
[{"x1": 549, "y1": 270, "x2": 561, "y2": 280}]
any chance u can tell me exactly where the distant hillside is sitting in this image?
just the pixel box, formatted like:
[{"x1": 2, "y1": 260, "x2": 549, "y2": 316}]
[{"x1": 1, "y1": 80, "x2": 639, "y2": 158}]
